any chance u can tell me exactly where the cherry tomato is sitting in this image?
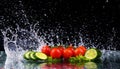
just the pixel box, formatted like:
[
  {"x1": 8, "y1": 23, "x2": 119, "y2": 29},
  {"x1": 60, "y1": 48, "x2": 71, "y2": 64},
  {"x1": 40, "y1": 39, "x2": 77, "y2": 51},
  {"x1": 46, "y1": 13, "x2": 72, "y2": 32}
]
[
  {"x1": 58, "y1": 46, "x2": 64, "y2": 56},
  {"x1": 63, "y1": 49, "x2": 73, "y2": 59},
  {"x1": 78, "y1": 45, "x2": 87, "y2": 52},
  {"x1": 41, "y1": 45, "x2": 51, "y2": 56},
  {"x1": 50, "y1": 48, "x2": 62, "y2": 59},
  {"x1": 67, "y1": 44, "x2": 75, "y2": 56},
  {"x1": 67, "y1": 48, "x2": 75, "y2": 57},
  {"x1": 74, "y1": 48, "x2": 84, "y2": 56}
]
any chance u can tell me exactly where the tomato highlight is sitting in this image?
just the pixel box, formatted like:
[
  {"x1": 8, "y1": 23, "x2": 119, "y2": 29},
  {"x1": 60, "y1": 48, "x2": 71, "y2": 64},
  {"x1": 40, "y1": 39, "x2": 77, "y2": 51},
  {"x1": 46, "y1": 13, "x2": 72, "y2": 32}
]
[
  {"x1": 63, "y1": 49, "x2": 73, "y2": 59},
  {"x1": 50, "y1": 48, "x2": 62, "y2": 59}
]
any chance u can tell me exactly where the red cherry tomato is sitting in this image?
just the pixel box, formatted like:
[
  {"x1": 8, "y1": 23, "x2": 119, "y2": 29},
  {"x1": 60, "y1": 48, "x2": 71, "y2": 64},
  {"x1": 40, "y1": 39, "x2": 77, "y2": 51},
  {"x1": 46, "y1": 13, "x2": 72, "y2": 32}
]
[
  {"x1": 41, "y1": 45, "x2": 51, "y2": 56},
  {"x1": 50, "y1": 48, "x2": 62, "y2": 59},
  {"x1": 67, "y1": 44, "x2": 75, "y2": 56},
  {"x1": 67, "y1": 48, "x2": 75, "y2": 57},
  {"x1": 58, "y1": 45, "x2": 64, "y2": 50},
  {"x1": 57, "y1": 45, "x2": 64, "y2": 56},
  {"x1": 78, "y1": 45, "x2": 87, "y2": 52},
  {"x1": 74, "y1": 48, "x2": 84, "y2": 56},
  {"x1": 63, "y1": 49, "x2": 73, "y2": 59}
]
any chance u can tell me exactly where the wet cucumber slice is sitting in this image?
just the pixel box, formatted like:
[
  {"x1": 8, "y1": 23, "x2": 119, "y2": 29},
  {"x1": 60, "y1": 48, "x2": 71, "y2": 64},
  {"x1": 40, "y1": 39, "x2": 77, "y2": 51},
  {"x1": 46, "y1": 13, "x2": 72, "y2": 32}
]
[
  {"x1": 24, "y1": 51, "x2": 33, "y2": 60},
  {"x1": 85, "y1": 48, "x2": 102, "y2": 60},
  {"x1": 34, "y1": 52, "x2": 47, "y2": 60},
  {"x1": 24, "y1": 51, "x2": 47, "y2": 61},
  {"x1": 29, "y1": 52, "x2": 36, "y2": 60}
]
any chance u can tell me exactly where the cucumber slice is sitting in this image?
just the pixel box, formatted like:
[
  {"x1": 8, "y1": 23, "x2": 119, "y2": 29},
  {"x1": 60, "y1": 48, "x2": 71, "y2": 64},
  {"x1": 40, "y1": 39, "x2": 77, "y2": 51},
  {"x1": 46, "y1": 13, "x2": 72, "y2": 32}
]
[
  {"x1": 29, "y1": 52, "x2": 36, "y2": 60},
  {"x1": 85, "y1": 48, "x2": 101, "y2": 60},
  {"x1": 24, "y1": 51, "x2": 33, "y2": 60},
  {"x1": 34, "y1": 52, "x2": 47, "y2": 60}
]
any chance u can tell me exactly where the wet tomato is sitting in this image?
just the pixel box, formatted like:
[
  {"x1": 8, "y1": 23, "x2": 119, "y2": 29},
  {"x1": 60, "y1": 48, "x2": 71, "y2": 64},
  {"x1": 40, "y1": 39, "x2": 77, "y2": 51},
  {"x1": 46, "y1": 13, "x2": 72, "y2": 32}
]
[
  {"x1": 50, "y1": 48, "x2": 62, "y2": 59},
  {"x1": 78, "y1": 45, "x2": 87, "y2": 53},
  {"x1": 41, "y1": 45, "x2": 51, "y2": 56},
  {"x1": 74, "y1": 47, "x2": 85, "y2": 56},
  {"x1": 63, "y1": 49, "x2": 73, "y2": 59},
  {"x1": 57, "y1": 45, "x2": 64, "y2": 56},
  {"x1": 67, "y1": 45, "x2": 75, "y2": 57}
]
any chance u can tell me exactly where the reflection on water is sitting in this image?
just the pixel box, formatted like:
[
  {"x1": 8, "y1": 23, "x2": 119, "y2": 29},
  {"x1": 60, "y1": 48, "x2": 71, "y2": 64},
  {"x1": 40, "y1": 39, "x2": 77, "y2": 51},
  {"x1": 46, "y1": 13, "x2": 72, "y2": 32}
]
[
  {"x1": 4, "y1": 59, "x2": 94, "y2": 69},
  {"x1": 85, "y1": 62, "x2": 98, "y2": 69},
  {"x1": 0, "y1": 51, "x2": 6, "y2": 69},
  {"x1": 3, "y1": 59, "x2": 120, "y2": 69},
  {"x1": 0, "y1": 50, "x2": 120, "y2": 69}
]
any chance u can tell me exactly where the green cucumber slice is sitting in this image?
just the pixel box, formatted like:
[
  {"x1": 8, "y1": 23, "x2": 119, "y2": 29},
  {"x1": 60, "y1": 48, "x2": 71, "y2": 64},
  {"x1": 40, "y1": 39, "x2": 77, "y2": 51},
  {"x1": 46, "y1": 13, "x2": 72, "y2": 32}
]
[
  {"x1": 29, "y1": 52, "x2": 36, "y2": 60},
  {"x1": 85, "y1": 48, "x2": 101, "y2": 60},
  {"x1": 24, "y1": 51, "x2": 33, "y2": 60},
  {"x1": 34, "y1": 52, "x2": 47, "y2": 60}
]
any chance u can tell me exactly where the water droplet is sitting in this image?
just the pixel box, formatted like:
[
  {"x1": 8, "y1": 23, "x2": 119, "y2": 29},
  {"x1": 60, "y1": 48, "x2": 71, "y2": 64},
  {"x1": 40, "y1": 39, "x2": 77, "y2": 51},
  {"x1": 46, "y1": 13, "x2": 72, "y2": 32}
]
[
  {"x1": 103, "y1": 5, "x2": 105, "y2": 8},
  {"x1": 106, "y1": 0, "x2": 109, "y2": 3}
]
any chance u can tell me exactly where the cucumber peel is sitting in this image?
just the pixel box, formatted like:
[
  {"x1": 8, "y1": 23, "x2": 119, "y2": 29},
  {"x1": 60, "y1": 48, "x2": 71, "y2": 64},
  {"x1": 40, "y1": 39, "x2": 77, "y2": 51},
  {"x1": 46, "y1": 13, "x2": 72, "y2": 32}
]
[
  {"x1": 24, "y1": 51, "x2": 47, "y2": 61},
  {"x1": 24, "y1": 51, "x2": 33, "y2": 60},
  {"x1": 29, "y1": 52, "x2": 36, "y2": 60}
]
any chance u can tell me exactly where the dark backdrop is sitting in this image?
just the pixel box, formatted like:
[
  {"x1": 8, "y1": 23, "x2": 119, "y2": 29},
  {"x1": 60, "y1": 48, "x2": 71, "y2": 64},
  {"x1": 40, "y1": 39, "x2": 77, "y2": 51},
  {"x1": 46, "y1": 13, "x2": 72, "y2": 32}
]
[{"x1": 0, "y1": 0, "x2": 120, "y2": 50}]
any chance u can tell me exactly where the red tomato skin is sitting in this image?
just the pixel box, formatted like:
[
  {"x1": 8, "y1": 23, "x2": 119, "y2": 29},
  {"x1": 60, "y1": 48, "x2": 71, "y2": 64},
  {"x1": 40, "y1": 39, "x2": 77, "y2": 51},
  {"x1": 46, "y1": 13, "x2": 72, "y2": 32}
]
[
  {"x1": 78, "y1": 45, "x2": 87, "y2": 52},
  {"x1": 63, "y1": 49, "x2": 73, "y2": 59},
  {"x1": 58, "y1": 46, "x2": 64, "y2": 56},
  {"x1": 41, "y1": 45, "x2": 51, "y2": 56},
  {"x1": 50, "y1": 48, "x2": 62, "y2": 59},
  {"x1": 67, "y1": 45, "x2": 75, "y2": 57},
  {"x1": 74, "y1": 48, "x2": 84, "y2": 56},
  {"x1": 67, "y1": 47, "x2": 75, "y2": 57}
]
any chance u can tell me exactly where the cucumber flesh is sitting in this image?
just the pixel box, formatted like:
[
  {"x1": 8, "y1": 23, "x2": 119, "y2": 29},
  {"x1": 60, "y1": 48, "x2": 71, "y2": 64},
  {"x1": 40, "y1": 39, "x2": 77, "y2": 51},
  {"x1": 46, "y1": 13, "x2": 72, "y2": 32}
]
[
  {"x1": 29, "y1": 52, "x2": 36, "y2": 60},
  {"x1": 85, "y1": 48, "x2": 101, "y2": 60},
  {"x1": 24, "y1": 51, "x2": 33, "y2": 60},
  {"x1": 35, "y1": 52, "x2": 47, "y2": 60}
]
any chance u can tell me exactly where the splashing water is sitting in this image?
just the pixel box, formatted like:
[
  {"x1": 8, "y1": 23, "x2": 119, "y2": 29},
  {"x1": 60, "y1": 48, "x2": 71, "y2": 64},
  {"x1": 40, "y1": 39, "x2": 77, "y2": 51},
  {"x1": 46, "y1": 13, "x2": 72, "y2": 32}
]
[
  {"x1": 1, "y1": 26, "x2": 45, "y2": 60},
  {"x1": 0, "y1": 0, "x2": 85, "y2": 59},
  {"x1": 0, "y1": 0, "x2": 119, "y2": 60},
  {"x1": 1, "y1": 23, "x2": 86, "y2": 60}
]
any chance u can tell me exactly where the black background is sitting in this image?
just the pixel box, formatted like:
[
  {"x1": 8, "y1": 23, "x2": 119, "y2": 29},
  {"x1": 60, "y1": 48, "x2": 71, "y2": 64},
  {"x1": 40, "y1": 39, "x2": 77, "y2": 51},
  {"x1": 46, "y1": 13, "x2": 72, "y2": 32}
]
[{"x1": 0, "y1": 0, "x2": 120, "y2": 50}]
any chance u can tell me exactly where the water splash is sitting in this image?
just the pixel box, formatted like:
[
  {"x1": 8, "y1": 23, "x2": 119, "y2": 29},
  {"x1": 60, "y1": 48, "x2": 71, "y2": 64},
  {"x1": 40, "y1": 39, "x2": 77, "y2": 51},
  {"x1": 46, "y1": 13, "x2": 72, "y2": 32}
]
[
  {"x1": 0, "y1": 0, "x2": 119, "y2": 60},
  {"x1": 1, "y1": 26, "x2": 46, "y2": 59}
]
